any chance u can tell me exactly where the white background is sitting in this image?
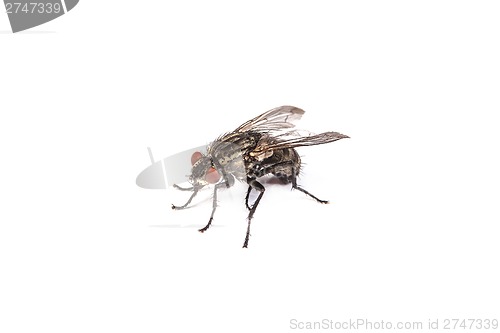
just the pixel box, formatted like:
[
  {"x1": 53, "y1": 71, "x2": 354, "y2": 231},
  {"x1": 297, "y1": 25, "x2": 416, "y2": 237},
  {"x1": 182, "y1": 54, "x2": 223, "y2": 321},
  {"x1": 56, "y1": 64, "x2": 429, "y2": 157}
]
[{"x1": 1, "y1": 1, "x2": 499, "y2": 332}]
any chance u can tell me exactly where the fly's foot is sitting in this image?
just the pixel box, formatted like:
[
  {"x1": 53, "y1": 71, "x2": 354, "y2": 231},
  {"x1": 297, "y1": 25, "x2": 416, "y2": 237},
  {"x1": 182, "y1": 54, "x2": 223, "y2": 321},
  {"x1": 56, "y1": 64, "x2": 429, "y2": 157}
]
[
  {"x1": 198, "y1": 218, "x2": 213, "y2": 233},
  {"x1": 172, "y1": 204, "x2": 188, "y2": 210},
  {"x1": 242, "y1": 234, "x2": 250, "y2": 248}
]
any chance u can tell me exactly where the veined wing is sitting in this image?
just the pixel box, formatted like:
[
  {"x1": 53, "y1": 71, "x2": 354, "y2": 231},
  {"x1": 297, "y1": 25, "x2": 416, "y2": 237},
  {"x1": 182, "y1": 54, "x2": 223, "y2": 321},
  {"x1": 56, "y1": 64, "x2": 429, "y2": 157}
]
[
  {"x1": 233, "y1": 105, "x2": 305, "y2": 133},
  {"x1": 250, "y1": 131, "x2": 349, "y2": 159}
]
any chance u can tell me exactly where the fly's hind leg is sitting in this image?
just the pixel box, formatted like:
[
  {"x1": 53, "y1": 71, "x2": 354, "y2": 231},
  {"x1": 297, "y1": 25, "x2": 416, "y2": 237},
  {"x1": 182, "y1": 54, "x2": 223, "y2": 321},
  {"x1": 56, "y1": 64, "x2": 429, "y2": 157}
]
[
  {"x1": 290, "y1": 167, "x2": 329, "y2": 204},
  {"x1": 271, "y1": 163, "x2": 329, "y2": 204}
]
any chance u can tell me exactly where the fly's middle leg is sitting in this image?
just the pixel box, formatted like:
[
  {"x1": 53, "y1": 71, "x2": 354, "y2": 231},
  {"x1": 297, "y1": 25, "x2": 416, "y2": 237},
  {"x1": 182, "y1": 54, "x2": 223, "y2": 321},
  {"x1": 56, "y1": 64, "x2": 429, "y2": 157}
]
[
  {"x1": 245, "y1": 186, "x2": 252, "y2": 210},
  {"x1": 243, "y1": 178, "x2": 265, "y2": 248},
  {"x1": 245, "y1": 162, "x2": 272, "y2": 211}
]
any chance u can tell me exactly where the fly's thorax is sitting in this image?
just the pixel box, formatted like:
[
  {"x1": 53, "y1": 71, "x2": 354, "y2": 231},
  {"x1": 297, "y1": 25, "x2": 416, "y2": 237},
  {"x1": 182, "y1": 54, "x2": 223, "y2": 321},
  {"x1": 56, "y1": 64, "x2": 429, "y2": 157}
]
[
  {"x1": 208, "y1": 140, "x2": 248, "y2": 181},
  {"x1": 216, "y1": 147, "x2": 244, "y2": 166}
]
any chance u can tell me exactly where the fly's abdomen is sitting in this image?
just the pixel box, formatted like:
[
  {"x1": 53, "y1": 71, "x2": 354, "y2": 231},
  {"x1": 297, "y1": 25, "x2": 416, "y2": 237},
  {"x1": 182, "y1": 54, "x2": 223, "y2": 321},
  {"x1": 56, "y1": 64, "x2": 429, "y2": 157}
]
[{"x1": 266, "y1": 148, "x2": 301, "y2": 183}]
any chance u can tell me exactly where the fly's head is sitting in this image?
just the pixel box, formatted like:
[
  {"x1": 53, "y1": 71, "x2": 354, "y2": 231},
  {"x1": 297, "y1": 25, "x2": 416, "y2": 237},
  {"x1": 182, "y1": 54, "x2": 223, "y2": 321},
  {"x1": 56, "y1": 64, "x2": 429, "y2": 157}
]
[{"x1": 188, "y1": 151, "x2": 221, "y2": 188}]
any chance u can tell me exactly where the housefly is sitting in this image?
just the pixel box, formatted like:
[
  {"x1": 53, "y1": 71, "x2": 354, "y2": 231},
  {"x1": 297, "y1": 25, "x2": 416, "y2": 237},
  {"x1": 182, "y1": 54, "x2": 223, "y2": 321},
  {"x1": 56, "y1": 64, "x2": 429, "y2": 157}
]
[{"x1": 172, "y1": 105, "x2": 349, "y2": 248}]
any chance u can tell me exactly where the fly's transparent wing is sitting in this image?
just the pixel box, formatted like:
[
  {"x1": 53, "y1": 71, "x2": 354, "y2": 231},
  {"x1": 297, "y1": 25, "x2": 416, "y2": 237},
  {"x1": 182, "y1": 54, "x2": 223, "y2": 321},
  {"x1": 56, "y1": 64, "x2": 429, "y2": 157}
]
[
  {"x1": 250, "y1": 131, "x2": 349, "y2": 159},
  {"x1": 233, "y1": 105, "x2": 305, "y2": 133}
]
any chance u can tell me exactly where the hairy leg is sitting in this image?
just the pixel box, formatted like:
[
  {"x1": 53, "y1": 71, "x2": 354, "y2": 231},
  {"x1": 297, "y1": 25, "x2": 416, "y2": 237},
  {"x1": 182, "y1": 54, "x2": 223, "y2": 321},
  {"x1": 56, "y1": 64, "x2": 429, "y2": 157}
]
[{"x1": 243, "y1": 178, "x2": 265, "y2": 248}]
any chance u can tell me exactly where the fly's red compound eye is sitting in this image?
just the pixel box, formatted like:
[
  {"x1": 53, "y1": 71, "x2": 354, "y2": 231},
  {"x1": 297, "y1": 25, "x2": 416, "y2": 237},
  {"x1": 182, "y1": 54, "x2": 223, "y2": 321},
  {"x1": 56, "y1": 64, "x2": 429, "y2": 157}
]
[
  {"x1": 205, "y1": 167, "x2": 221, "y2": 184},
  {"x1": 191, "y1": 151, "x2": 203, "y2": 165}
]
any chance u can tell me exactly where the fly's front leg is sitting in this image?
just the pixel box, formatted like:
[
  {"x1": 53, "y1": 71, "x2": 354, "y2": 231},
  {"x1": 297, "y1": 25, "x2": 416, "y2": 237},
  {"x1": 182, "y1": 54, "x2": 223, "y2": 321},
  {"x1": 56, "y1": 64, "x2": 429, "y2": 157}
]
[
  {"x1": 199, "y1": 175, "x2": 235, "y2": 233},
  {"x1": 172, "y1": 188, "x2": 199, "y2": 210},
  {"x1": 243, "y1": 178, "x2": 265, "y2": 248},
  {"x1": 212, "y1": 158, "x2": 232, "y2": 188},
  {"x1": 173, "y1": 184, "x2": 195, "y2": 191}
]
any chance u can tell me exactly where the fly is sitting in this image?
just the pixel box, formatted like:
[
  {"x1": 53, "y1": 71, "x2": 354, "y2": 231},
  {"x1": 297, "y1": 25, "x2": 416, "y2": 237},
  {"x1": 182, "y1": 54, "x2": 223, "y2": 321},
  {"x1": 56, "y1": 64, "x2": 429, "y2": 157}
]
[{"x1": 171, "y1": 105, "x2": 349, "y2": 248}]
